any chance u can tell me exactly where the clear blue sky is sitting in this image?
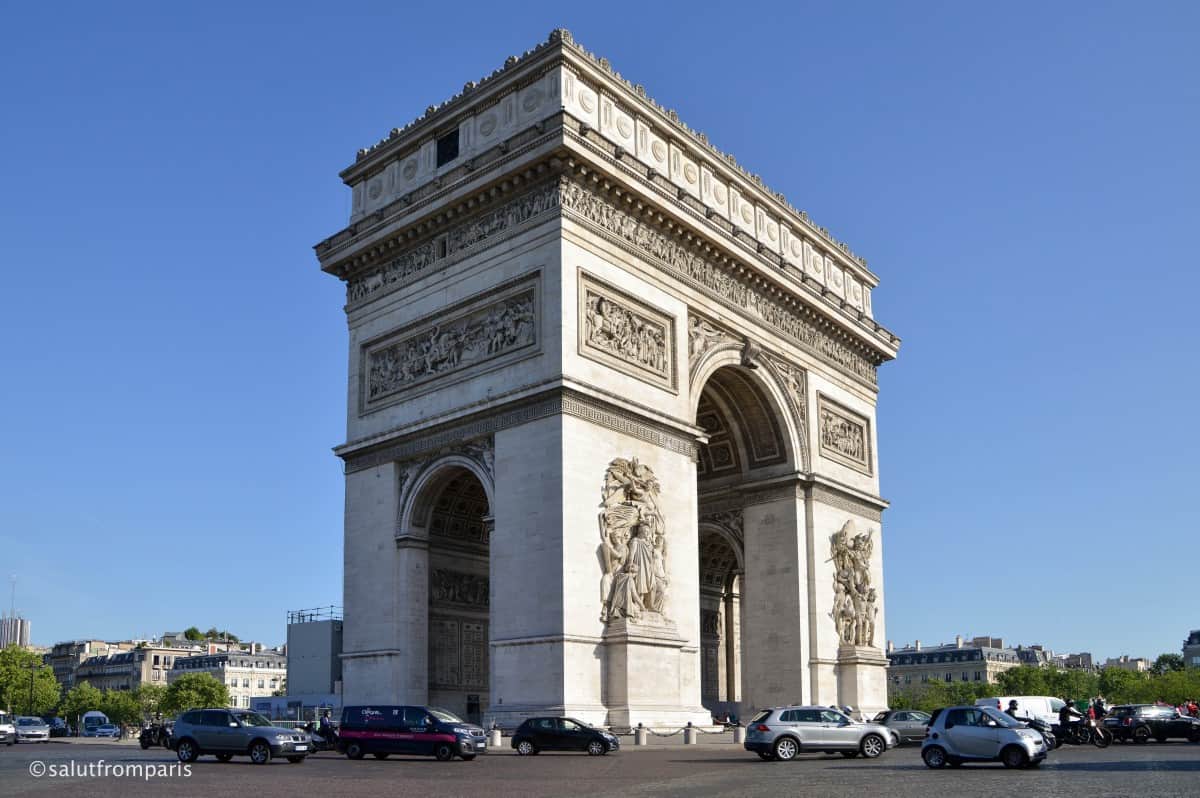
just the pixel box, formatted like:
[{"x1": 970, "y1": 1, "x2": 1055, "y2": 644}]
[{"x1": 1, "y1": 2, "x2": 1196, "y2": 661}]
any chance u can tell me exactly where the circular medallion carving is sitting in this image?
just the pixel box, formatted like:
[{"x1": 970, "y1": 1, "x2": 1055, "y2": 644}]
[
  {"x1": 579, "y1": 90, "x2": 596, "y2": 113},
  {"x1": 791, "y1": 240, "x2": 802, "y2": 257},
  {"x1": 651, "y1": 140, "x2": 667, "y2": 162},
  {"x1": 368, "y1": 179, "x2": 383, "y2": 200},
  {"x1": 522, "y1": 88, "x2": 542, "y2": 112},
  {"x1": 402, "y1": 159, "x2": 418, "y2": 181},
  {"x1": 683, "y1": 163, "x2": 698, "y2": 184},
  {"x1": 740, "y1": 205, "x2": 753, "y2": 224},
  {"x1": 713, "y1": 188, "x2": 725, "y2": 205},
  {"x1": 616, "y1": 115, "x2": 633, "y2": 138},
  {"x1": 479, "y1": 114, "x2": 497, "y2": 137},
  {"x1": 767, "y1": 225, "x2": 778, "y2": 241},
  {"x1": 852, "y1": 283, "x2": 862, "y2": 300}
]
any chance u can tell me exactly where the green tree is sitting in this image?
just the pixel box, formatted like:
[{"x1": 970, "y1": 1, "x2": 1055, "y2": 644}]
[
  {"x1": 1151, "y1": 653, "x2": 1185, "y2": 676},
  {"x1": 182, "y1": 627, "x2": 204, "y2": 642},
  {"x1": 99, "y1": 690, "x2": 142, "y2": 728},
  {"x1": 0, "y1": 645, "x2": 59, "y2": 715},
  {"x1": 995, "y1": 666, "x2": 1048, "y2": 697},
  {"x1": 134, "y1": 684, "x2": 167, "y2": 719},
  {"x1": 59, "y1": 682, "x2": 104, "y2": 731},
  {"x1": 161, "y1": 673, "x2": 229, "y2": 716}
]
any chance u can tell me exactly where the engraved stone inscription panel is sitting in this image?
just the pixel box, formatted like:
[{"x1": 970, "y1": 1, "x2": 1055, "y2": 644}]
[
  {"x1": 579, "y1": 271, "x2": 676, "y2": 392},
  {"x1": 461, "y1": 621, "x2": 487, "y2": 689},
  {"x1": 362, "y1": 277, "x2": 538, "y2": 410},
  {"x1": 818, "y1": 393, "x2": 872, "y2": 474}
]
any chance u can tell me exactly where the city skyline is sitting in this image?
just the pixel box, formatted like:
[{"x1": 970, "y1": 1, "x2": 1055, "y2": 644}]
[{"x1": 1, "y1": 3, "x2": 1196, "y2": 663}]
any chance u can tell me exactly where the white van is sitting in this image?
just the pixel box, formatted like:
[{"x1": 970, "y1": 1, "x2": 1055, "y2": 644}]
[
  {"x1": 975, "y1": 696, "x2": 1067, "y2": 727},
  {"x1": 81, "y1": 711, "x2": 110, "y2": 737}
]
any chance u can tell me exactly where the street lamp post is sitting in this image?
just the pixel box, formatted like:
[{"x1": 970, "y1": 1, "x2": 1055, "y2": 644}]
[{"x1": 24, "y1": 663, "x2": 39, "y2": 716}]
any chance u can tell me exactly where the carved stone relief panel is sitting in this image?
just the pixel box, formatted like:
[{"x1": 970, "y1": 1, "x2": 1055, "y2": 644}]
[
  {"x1": 598, "y1": 458, "x2": 671, "y2": 624},
  {"x1": 579, "y1": 271, "x2": 676, "y2": 392},
  {"x1": 817, "y1": 393, "x2": 872, "y2": 474},
  {"x1": 430, "y1": 568, "x2": 490, "y2": 609},
  {"x1": 830, "y1": 520, "x2": 878, "y2": 648},
  {"x1": 700, "y1": 608, "x2": 721, "y2": 637},
  {"x1": 687, "y1": 313, "x2": 739, "y2": 383},
  {"x1": 362, "y1": 276, "x2": 538, "y2": 411}
]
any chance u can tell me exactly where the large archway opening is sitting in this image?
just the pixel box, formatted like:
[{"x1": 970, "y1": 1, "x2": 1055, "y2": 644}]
[
  {"x1": 422, "y1": 467, "x2": 492, "y2": 724},
  {"x1": 694, "y1": 364, "x2": 794, "y2": 719}
]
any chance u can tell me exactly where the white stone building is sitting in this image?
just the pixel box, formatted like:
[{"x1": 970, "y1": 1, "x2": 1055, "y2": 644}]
[
  {"x1": 169, "y1": 650, "x2": 287, "y2": 709},
  {"x1": 316, "y1": 30, "x2": 900, "y2": 727}
]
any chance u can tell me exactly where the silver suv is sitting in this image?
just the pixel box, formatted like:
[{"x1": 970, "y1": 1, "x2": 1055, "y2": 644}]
[
  {"x1": 171, "y1": 709, "x2": 309, "y2": 765},
  {"x1": 744, "y1": 706, "x2": 898, "y2": 761},
  {"x1": 921, "y1": 705, "x2": 1048, "y2": 768}
]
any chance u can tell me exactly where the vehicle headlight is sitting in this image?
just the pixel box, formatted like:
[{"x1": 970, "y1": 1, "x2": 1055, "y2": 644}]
[{"x1": 452, "y1": 726, "x2": 472, "y2": 736}]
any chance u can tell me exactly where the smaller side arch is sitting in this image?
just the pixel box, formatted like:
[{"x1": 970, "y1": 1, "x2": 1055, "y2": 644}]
[{"x1": 399, "y1": 453, "x2": 495, "y2": 536}]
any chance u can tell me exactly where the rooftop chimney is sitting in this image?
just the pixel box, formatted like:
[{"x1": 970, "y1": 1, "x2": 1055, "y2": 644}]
[
  {"x1": 915, "y1": 639, "x2": 921, "y2": 651},
  {"x1": 955, "y1": 635, "x2": 963, "y2": 648}
]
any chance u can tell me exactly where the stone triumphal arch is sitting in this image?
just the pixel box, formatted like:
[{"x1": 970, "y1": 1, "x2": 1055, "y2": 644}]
[{"x1": 316, "y1": 30, "x2": 900, "y2": 726}]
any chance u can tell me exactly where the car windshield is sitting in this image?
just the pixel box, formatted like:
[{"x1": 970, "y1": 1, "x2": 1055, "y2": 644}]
[
  {"x1": 18, "y1": 718, "x2": 41, "y2": 726},
  {"x1": 872, "y1": 712, "x2": 888, "y2": 722},
  {"x1": 981, "y1": 708, "x2": 1022, "y2": 729},
  {"x1": 427, "y1": 707, "x2": 464, "y2": 723},
  {"x1": 233, "y1": 712, "x2": 273, "y2": 727}
]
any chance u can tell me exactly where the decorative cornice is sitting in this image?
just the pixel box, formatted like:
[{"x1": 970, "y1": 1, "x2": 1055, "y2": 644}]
[{"x1": 810, "y1": 484, "x2": 884, "y2": 522}]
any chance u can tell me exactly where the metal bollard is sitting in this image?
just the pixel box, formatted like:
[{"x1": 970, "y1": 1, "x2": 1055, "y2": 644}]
[
  {"x1": 488, "y1": 729, "x2": 502, "y2": 748},
  {"x1": 635, "y1": 723, "x2": 648, "y2": 746},
  {"x1": 733, "y1": 725, "x2": 746, "y2": 743},
  {"x1": 684, "y1": 722, "x2": 698, "y2": 745}
]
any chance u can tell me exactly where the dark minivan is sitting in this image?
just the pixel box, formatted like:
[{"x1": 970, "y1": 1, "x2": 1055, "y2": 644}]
[{"x1": 338, "y1": 706, "x2": 486, "y2": 761}]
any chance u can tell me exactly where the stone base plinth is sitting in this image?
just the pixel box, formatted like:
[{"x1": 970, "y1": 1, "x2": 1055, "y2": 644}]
[
  {"x1": 601, "y1": 617, "x2": 710, "y2": 728},
  {"x1": 836, "y1": 645, "x2": 889, "y2": 718}
]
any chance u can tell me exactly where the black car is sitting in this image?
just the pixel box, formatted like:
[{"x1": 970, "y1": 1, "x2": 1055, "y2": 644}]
[
  {"x1": 1103, "y1": 704, "x2": 1200, "y2": 743},
  {"x1": 46, "y1": 718, "x2": 71, "y2": 738},
  {"x1": 338, "y1": 705, "x2": 486, "y2": 761},
  {"x1": 511, "y1": 717, "x2": 620, "y2": 756}
]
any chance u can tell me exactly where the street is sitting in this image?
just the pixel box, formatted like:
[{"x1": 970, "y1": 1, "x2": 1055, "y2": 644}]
[{"x1": 1, "y1": 739, "x2": 1197, "y2": 797}]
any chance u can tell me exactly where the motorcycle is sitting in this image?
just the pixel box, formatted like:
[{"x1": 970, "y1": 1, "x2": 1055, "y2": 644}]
[
  {"x1": 138, "y1": 723, "x2": 172, "y2": 750},
  {"x1": 303, "y1": 722, "x2": 338, "y2": 753},
  {"x1": 1017, "y1": 716, "x2": 1057, "y2": 750},
  {"x1": 1057, "y1": 716, "x2": 1112, "y2": 748}
]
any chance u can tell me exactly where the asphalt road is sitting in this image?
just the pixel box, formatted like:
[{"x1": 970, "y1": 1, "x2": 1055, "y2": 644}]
[{"x1": 1, "y1": 739, "x2": 1197, "y2": 797}]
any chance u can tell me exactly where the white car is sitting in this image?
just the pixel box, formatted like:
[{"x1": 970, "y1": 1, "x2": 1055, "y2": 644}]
[
  {"x1": 15, "y1": 717, "x2": 51, "y2": 743},
  {"x1": 0, "y1": 712, "x2": 15, "y2": 745}
]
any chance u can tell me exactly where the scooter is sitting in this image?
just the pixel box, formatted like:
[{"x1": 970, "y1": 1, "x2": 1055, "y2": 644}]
[{"x1": 138, "y1": 724, "x2": 171, "y2": 750}]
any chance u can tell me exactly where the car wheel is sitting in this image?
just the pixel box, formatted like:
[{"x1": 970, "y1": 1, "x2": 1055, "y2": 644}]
[
  {"x1": 249, "y1": 741, "x2": 271, "y2": 765},
  {"x1": 287, "y1": 756, "x2": 304, "y2": 764},
  {"x1": 773, "y1": 736, "x2": 799, "y2": 762},
  {"x1": 373, "y1": 753, "x2": 389, "y2": 759},
  {"x1": 1133, "y1": 726, "x2": 1151, "y2": 744},
  {"x1": 434, "y1": 743, "x2": 454, "y2": 761},
  {"x1": 215, "y1": 754, "x2": 234, "y2": 763},
  {"x1": 176, "y1": 739, "x2": 199, "y2": 763},
  {"x1": 1000, "y1": 745, "x2": 1028, "y2": 769},
  {"x1": 860, "y1": 734, "x2": 885, "y2": 759},
  {"x1": 756, "y1": 751, "x2": 773, "y2": 760},
  {"x1": 587, "y1": 740, "x2": 605, "y2": 756},
  {"x1": 841, "y1": 751, "x2": 859, "y2": 758},
  {"x1": 922, "y1": 746, "x2": 946, "y2": 769},
  {"x1": 346, "y1": 742, "x2": 365, "y2": 760},
  {"x1": 516, "y1": 740, "x2": 536, "y2": 756}
]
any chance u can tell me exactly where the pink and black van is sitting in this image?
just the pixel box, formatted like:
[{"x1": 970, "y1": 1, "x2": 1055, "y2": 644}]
[{"x1": 338, "y1": 705, "x2": 487, "y2": 761}]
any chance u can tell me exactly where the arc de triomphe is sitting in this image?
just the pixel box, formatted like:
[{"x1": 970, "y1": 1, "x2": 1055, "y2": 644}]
[{"x1": 315, "y1": 30, "x2": 900, "y2": 727}]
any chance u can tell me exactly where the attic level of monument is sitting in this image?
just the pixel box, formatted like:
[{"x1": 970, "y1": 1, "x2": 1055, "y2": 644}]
[{"x1": 314, "y1": 30, "x2": 898, "y2": 361}]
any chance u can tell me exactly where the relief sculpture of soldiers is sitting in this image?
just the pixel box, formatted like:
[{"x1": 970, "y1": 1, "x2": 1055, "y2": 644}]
[
  {"x1": 831, "y1": 520, "x2": 878, "y2": 648},
  {"x1": 598, "y1": 457, "x2": 669, "y2": 624}
]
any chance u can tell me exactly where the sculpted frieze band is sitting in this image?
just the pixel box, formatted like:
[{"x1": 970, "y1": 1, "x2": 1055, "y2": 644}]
[
  {"x1": 347, "y1": 181, "x2": 560, "y2": 305},
  {"x1": 431, "y1": 568, "x2": 490, "y2": 609},
  {"x1": 560, "y1": 178, "x2": 879, "y2": 386}
]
